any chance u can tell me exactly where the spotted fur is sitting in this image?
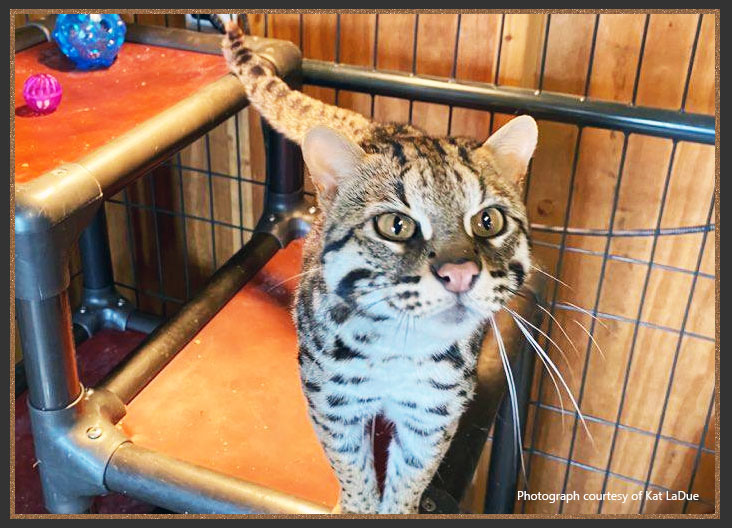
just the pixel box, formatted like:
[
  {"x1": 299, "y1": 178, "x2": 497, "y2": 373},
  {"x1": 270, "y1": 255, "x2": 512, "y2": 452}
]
[{"x1": 224, "y1": 22, "x2": 536, "y2": 514}]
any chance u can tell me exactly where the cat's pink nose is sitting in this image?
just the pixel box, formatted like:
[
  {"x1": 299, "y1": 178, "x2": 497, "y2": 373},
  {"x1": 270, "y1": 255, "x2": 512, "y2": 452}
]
[{"x1": 436, "y1": 261, "x2": 480, "y2": 293}]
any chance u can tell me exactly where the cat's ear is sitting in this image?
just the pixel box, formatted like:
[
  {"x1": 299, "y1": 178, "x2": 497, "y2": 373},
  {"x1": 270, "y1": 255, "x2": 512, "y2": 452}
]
[
  {"x1": 302, "y1": 126, "x2": 366, "y2": 202},
  {"x1": 478, "y1": 115, "x2": 538, "y2": 186}
]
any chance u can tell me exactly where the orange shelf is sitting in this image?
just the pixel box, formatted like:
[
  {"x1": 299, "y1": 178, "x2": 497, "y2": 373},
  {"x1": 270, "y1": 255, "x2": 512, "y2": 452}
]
[
  {"x1": 119, "y1": 239, "x2": 340, "y2": 509},
  {"x1": 14, "y1": 41, "x2": 228, "y2": 184}
]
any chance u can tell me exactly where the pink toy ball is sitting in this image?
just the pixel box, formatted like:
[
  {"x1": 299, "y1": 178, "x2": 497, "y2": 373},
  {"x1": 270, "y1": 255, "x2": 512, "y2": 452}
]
[{"x1": 23, "y1": 73, "x2": 63, "y2": 114}]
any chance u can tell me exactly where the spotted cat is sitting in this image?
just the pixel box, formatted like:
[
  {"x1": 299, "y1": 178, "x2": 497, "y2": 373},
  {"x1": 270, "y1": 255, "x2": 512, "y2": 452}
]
[{"x1": 223, "y1": 22, "x2": 537, "y2": 514}]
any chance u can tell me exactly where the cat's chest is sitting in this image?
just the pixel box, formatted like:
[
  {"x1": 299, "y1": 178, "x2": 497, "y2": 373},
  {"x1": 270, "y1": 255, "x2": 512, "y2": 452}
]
[
  {"x1": 331, "y1": 319, "x2": 472, "y2": 382},
  {"x1": 338, "y1": 315, "x2": 452, "y2": 359},
  {"x1": 327, "y1": 343, "x2": 460, "y2": 404}
]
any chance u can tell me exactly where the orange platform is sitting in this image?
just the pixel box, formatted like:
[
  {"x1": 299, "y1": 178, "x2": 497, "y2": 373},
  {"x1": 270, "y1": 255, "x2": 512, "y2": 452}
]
[
  {"x1": 119, "y1": 240, "x2": 341, "y2": 509},
  {"x1": 15, "y1": 41, "x2": 229, "y2": 183}
]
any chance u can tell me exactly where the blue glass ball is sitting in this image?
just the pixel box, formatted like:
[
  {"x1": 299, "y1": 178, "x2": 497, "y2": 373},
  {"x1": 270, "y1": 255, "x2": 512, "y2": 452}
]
[{"x1": 52, "y1": 14, "x2": 126, "y2": 70}]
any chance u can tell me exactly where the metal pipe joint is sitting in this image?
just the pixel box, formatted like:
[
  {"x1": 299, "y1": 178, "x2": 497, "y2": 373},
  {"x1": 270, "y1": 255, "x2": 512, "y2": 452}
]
[
  {"x1": 15, "y1": 163, "x2": 104, "y2": 301},
  {"x1": 26, "y1": 387, "x2": 129, "y2": 513}
]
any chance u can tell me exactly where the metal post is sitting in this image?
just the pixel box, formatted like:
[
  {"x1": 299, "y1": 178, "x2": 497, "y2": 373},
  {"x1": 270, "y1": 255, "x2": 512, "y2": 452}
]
[
  {"x1": 78, "y1": 206, "x2": 115, "y2": 290},
  {"x1": 484, "y1": 340, "x2": 536, "y2": 513},
  {"x1": 247, "y1": 60, "x2": 318, "y2": 247},
  {"x1": 265, "y1": 123, "x2": 304, "y2": 197},
  {"x1": 15, "y1": 179, "x2": 103, "y2": 511},
  {"x1": 15, "y1": 153, "x2": 108, "y2": 511},
  {"x1": 16, "y1": 295, "x2": 80, "y2": 411},
  {"x1": 255, "y1": 123, "x2": 315, "y2": 247}
]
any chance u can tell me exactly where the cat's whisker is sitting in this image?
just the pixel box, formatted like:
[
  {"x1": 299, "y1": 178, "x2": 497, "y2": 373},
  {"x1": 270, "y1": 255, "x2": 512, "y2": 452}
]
[
  {"x1": 302, "y1": 351, "x2": 322, "y2": 387},
  {"x1": 490, "y1": 315, "x2": 527, "y2": 485},
  {"x1": 319, "y1": 289, "x2": 393, "y2": 317},
  {"x1": 370, "y1": 415, "x2": 376, "y2": 456},
  {"x1": 265, "y1": 267, "x2": 322, "y2": 292},
  {"x1": 489, "y1": 297, "x2": 565, "y2": 416},
  {"x1": 402, "y1": 312, "x2": 414, "y2": 353},
  {"x1": 522, "y1": 332, "x2": 567, "y2": 424},
  {"x1": 390, "y1": 310, "x2": 408, "y2": 353},
  {"x1": 530, "y1": 264, "x2": 574, "y2": 291},
  {"x1": 506, "y1": 289, "x2": 532, "y2": 303},
  {"x1": 572, "y1": 320, "x2": 607, "y2": 362},
  {"x1": 511, "y1": 315, "x2": 595, "y2": 447},
  {"x1": 534, "y1": 303, "x2": 581, "y2": 359},
  {"x1": 503, "y1": 306, "x2": 577, "y2": 384},
  {"x1": 561, "y1": 301, "x2": 610, "y2": 332},
  {"x1": 352, "y1": 298, "x2": 398, "y2": 326}
]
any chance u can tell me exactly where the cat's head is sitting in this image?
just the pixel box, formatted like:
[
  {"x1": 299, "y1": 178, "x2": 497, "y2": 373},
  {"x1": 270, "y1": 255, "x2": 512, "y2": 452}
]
[{"x1": 303, "y1": 116, "x2": 537, "y2": 341}]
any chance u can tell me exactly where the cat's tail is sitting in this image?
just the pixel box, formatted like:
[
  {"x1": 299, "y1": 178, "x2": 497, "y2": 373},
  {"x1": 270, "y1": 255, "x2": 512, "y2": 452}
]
[{"x1": 222, "y1": 21, "x2": 372, "y2": 146}]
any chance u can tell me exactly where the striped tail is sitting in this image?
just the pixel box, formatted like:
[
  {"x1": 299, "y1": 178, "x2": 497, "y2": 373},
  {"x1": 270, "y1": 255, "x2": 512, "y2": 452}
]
[{"x1": 222, "y1": 21, "x2": 372, "y2": 146}]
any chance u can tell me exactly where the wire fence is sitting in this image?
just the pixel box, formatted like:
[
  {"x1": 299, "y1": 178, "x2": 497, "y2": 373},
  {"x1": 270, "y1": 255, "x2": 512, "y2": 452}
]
[{"x1": 282, "y1": 13, "x2": 716, "y2": 514}]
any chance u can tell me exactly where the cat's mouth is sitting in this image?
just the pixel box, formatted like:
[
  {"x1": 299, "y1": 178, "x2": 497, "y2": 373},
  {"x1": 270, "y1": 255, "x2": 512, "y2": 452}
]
[{"x1": 431, "y1": 297, "x2": 481, "y2": 325}]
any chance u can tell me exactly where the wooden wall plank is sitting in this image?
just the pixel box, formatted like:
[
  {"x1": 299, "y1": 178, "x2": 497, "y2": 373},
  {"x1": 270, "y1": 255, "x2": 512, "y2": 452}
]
[
  {"x1": 635, "y1": 14, "x2": 700, "y2": 109},
  {"x1": 684, "y1": 14, "x2": 715, "y2": 114},
  {"x1": 495, "y1": 14, "x2": 547, "y2": 89},
  {"x1": 411, "y1": 14, "x2": 459, "y2": 136},
  {"x1": 587, "y1": 14, "x2": 646, "y2": 103},
  {"x1": 522, "y1": 11, "x2": 714, "y2": 515},
  {"x1": 541, "y1": 14, "x2": 595, "y2": 95},
  {"x1": 449, "y1": 14, "x2": 501, "y2": 140},
  {"x1": 373, "y1": 14, "x2": 416, "y2": 124},
  {"x1": 244, "y1": 11, "x2": 268, "y2": 225},
  {"x1": 266, "y1": 13, "x2": 300, "y2": 45},
  {"x1": 336, "y1": 14, "x2": 377, "y2": 117},
  {"x1": 660, "y1": 337, "x2": 715, "y2": 444}
]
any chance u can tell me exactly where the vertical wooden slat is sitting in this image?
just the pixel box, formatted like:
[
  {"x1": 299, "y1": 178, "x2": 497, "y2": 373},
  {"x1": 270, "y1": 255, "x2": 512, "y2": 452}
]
[
  {"x1": 267, "y1": 13, "x2": 300, "y2": 45},
  {"x1": 450, "y1": 14, "x2": 502, "y2": 140},
  {"x1": 495, "y1": 14, "x2": 548, "y2": 89},
  {"x1": 245, "y1": 11, "x2": 268, "y2": 225},
  {"x1": 635, "y1": 14, "x2": 701, "y2": 109},
  {"x1": 540, "y1": 14, "x2": 595, "y2": 95},
  {"x1": 410, "y1": 14, "x2": 458, "y2": 136},
  {"x1": 684, "y1": 14, "x2": 715, "y2": 114},
  {"x1": 301, "y1": 13, "x2": 337, "y2": 107},
  {"x1": 587, "y1": 14, "x2": 646, "y2": 103},
  {"x1": 372, "y1": 14, "x2": 417, "y2": 124},
  {"x1": 336, "y1": 14, "x2": 377, "y2": 117}
]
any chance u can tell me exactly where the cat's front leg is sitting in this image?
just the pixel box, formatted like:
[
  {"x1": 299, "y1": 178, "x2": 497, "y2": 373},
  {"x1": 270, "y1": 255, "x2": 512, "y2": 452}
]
[
  {"x1": 378, "y1": 411, "x2": 460, "y2": 514},
  {"x1": 308, "y1": 409, "x2": 380, "y2": 514}
]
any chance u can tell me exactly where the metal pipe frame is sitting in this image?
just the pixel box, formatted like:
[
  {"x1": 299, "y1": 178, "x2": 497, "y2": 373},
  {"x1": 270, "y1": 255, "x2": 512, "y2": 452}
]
[
  {"x1": 302, "y1": 59, "x2": 715, "y2": 145},
  {"x1": 14, "y1": 21, "x2": 310, "y2": 514},
  {"x1": 105, "y1": 443, "x2": 329, "y2": 514},
  {"x1": 254, "y1": 112, "x2": 316, "y2": 248},
  {"x1": 73, "y1": 207, "x2": 163, "y2": 343}
]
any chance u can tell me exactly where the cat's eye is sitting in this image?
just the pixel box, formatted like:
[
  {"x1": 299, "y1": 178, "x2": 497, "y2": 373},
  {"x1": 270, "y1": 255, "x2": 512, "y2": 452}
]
[
  {"x1": 374, "y1": 212, "x2": 417, "y2": 242},
  {"x1": 470, "y1": 207, "x2": 505, "y2": 238}
]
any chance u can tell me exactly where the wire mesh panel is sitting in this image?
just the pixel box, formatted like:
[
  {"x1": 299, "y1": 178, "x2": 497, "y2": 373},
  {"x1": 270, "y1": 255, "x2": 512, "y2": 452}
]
[
  {"x1": 13, "y1": 12, "x2": 716, "y2": 515},
  {"x1": 256, "y1": 12, "x2": 717, "y2": 515},
  {"x1": 98, "y1": 14, "x2": 268, "y2": 318}
]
